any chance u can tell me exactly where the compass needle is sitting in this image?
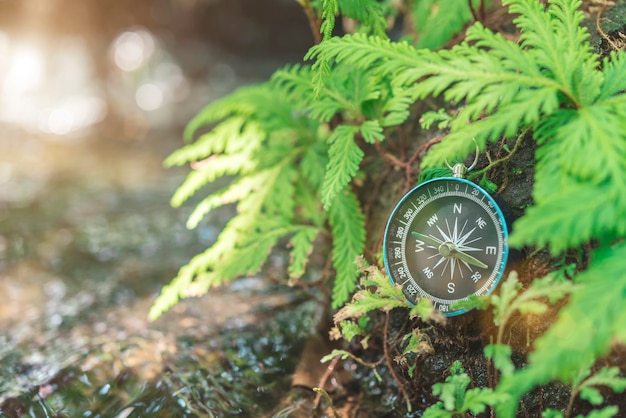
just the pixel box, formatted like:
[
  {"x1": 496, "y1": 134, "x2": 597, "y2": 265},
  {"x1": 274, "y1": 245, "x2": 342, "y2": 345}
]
[
  {"x1": 411, "y1": 231, "x2": 442, "y2": 247},
  {"x1": 451, "y1": 248, "x2": 488, "y2": 269}
]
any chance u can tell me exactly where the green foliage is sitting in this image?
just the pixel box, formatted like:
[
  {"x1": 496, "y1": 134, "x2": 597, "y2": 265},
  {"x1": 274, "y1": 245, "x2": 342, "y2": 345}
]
[
  {"x1": 412, "y1": 0, "x2": 480, "y2": 49},
  {"x1": 149, "y1": 82, "x2": 331, "y2": 319},
  {"x1": 543, "y1": 365, "x2": 626, "y2": 418},
  {"x1": 573, "y1": 367, "x2": 626, "y2": 408},
  {"x1": 310, "y1": 0, "x2": 388, "y2": 96},
  {"x1": 333, "y1": 262, "x2": 441, "y2": 324},
  {"x1": 158, "y1": 0, "x2": 626, "y2": 414},
  {"x1": 497, "y1": 244, "x2": 626, "y2": 415},
  {"x1": 307, "y1": 0, "x2": 626, "y2": 413},
  {"x1": 423, "y1": 360, "x2": 507, "y2": 418},
  {"x1": 272, "y1": 64, "x2": 384, "y2": 207},
  {"x1": 328, "y1": 190, "x2": 366, "y2": 307}
]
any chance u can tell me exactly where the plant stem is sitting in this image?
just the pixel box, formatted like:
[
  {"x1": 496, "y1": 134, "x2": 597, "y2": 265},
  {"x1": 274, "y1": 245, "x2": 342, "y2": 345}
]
[
  {"x1": 383, "y1": 311, "x2": 413, "y2": 412},
  {"x1": 296, "y1": 0, "x2": 322, "y2": 44},
  {"x1": 469, "y1": 130, "x2": 526, "y2": 180},
  {"x1": 313, "y1": 387, "x2": 341, "y2": 418}
]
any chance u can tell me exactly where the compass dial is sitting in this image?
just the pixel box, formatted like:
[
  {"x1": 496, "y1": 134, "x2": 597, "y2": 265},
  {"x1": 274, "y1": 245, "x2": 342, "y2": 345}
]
[{"x1": 383, "y1": 178, "x2": 508, "y2": 316}]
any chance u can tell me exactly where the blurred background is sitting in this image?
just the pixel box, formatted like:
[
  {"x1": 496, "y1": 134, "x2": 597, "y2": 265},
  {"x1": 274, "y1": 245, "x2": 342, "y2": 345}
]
[
  {"x1": 0, "y1": 1, "x2": 320, "y2": 416},
  {"x1": 0, "y1": 0, "x2": 311, "y2": 138}
]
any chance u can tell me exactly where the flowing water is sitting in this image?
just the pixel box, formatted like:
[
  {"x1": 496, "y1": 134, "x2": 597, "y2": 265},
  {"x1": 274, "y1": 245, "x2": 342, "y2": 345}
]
[
  {"x1": 0, "y1": 3, "x2": 320, "y2": 415},
  {"x1": 0, "y1": 125, "x2": 322, "y2": 417}
]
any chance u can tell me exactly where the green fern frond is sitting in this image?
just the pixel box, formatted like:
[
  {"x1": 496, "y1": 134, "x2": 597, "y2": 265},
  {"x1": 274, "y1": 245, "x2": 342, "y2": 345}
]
[
  {"x1": 151, "y1": 76, "x2": 335, "y2": 318},
  {"x1": 287, "y1": 226, "x2": 320, "y2": 281},
  {"x1": 170, "y1": 154, "x2": 256, "y2": 208},
  {"x1": 599, "y1": 51, "x2": 626, "y2": 100},
  {"x1": 509, "y1": 184, "x2": 621, "y2": 254},
  {"x1": 272, "y1": 64, "x2": 383, "y2": 123},
  {"x1": 359, "y1": 120, "x2": 384, "y2": 143},
  {"x1": 511, "y1": 100, "x2": 626, "y2": 252},
  {"x1": 329, "y1": 189, "x2": 365, "y2": 308},
  {"x1": 306, "y1": 0, "x2": 608, "y2": 169},
  {"x1": 338, "y1": 0, "x2": 388, "y2": 38},
  {"x1": 167, "y1": 117, "x2": 249, "y2": 165},
  {"x1": 503, "y1": 0, "x2": 601, "y2": 105},
  {"x1": 333, "y1": 263, "x2": 434, "y2": 323},
  {"x1": 299, "y1": 138, "x2": 329, "y2": 190},
  {"x1": 321, "y1": 124, "x2": 363, "y2": 209},
  {"x1": 496, "y1": 242, "x2": 626, "y2": 416},
  {"x1": 184, "y1": 85, "x2": 300, "y2": 141},
  {"x1": 412, "y1": 0, "x2": 476, "y2": 50},
  {"x1": 183, "y1": 170, "x2": 279, "y2": 230},
  {"x1": 320, "y1": 0, "x2": 339, "y2": 41}
]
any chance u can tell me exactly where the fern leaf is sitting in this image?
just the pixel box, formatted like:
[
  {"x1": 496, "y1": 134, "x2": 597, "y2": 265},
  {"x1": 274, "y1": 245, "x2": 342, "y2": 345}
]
[
  {"x1": 496, "y1": 243, "x2": 626, "y2": 416},
  {"x1": 214, "y1": 224, "x2": 298, "y2": 280},
  {"x1": 170, "y1": 154, "x2": 256, "y2": 208},
  {"x1": 183, "y1": 86, "x2": 266, "y2": 141},
  {"x1": 321, "y1": 125, "x2": 363, "y2": 209},
  {"x1": 148, "y1": 262, "x2": 196, "y2": 320},
  {"x1": 299, "y1": 139, "x2": 329, "y2": 190},
  {"x1": 580, "y1": 367, "x2": 626, "y2": 398},
  {"x1": 335, "y1": 289, "x2": 406, "y2": 321},
  {"x1": 509, "y1": 183, "x2": 620, "y2": 253},
  {"x1": 513, "y1": 102, "x2": 626, "y2": 252},
  {"x1": 359, "y1": 120, "x2": 384, "y2": 144},
  {"x1": 599, "y1": 51, "x2": 626, "y2": 100},
  {"x1": 337, "y1": 319, "x2": 368, "y2": 342},
  {"x1": 320, "y1": 0, "x2": 339, "y2": 40},
  {"x1": 460, "y1": 388, "x2": 508, "y2": 414},
  {"x1": 152, "y1": 75, "x2": 332, "y2": 319},
  {"x1": 185, "y1": 173, "x2": 268, "y2": 229},
  {"x1": 338, "y1": 0, "x2": 388, "y2": 38},
  {"x1": 484, "y1": 344, "x2": 515, "y2": 377},
  {"x1": 273, "y1": 64, "x2": 383, "y2": 123},
  {"x1": 554, "y1": 105, "x2": 626, "y2": 184},
  {"x1": 167, "y1": 117, "x2": 265, "y2": 166},
  {"x1": 287, "y1": 226, "x2": 320, "y2": 281},
  {"x1": 329, "y1": 189, "x2": 365, "y2": 308},
  {"x1": 503, "y1": 0, "x2": 600, "y2": 105},
  {"x1": 412, "y1": 0, "x2": 475, "y2": 50}
]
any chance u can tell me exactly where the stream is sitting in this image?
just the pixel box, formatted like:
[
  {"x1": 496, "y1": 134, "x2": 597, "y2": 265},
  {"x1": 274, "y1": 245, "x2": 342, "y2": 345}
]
[
  {"x1": 0, "y1": 2, "x2": 323, "y2": 416},
  {"x1": 0, "y1": 128, "x2": 322, "y2": 417}
]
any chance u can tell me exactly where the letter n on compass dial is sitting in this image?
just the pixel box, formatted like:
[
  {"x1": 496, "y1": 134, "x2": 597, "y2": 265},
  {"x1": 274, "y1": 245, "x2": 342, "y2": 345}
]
[{"x1": 383, "y1": 178, "x2": 508, "y2": 316}]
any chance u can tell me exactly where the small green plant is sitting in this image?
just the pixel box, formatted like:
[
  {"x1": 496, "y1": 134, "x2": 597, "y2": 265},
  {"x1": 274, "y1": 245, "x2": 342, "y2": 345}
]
[
  {"x1": 322, "y1": 261, "x2": 441, "y2": 410},
  {"x1": 423, "y1": 360, "x2": 507, "y2": 418},
  {"x1": 543, "y1": 366, "x2": 626, "y2": 418}
]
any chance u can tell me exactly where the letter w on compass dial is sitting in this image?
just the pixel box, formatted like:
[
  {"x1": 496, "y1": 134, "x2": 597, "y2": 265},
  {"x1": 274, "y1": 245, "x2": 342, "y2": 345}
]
[{"x1": 406, "y1": 197, "x2": 502, "y2": 301}]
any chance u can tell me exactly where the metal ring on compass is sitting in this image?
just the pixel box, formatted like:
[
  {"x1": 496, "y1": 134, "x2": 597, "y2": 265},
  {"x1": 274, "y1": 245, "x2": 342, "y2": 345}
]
[{"x1": 445, "y1": 138, "x2": 480, "y2": 174}]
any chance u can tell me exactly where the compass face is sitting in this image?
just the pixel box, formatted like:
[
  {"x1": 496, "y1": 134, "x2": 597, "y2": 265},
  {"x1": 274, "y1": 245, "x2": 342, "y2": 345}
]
[{"x1": 383, "y1": 178, "x2": 508, "y2": 316}]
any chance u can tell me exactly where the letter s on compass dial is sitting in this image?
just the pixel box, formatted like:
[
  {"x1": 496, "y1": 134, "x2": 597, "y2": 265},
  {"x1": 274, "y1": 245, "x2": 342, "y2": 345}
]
[{"x1": 383, "y1": 178, "x2": 509, "y2": 316}]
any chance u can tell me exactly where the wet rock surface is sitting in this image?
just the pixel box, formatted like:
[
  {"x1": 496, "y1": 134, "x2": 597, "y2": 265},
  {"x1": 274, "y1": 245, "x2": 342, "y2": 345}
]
[{"x1": 0, "y1": 128, "x2": 323, "y2": 416}]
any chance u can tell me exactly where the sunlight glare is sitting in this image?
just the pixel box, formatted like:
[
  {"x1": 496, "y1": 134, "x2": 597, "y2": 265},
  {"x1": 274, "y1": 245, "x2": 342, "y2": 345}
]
[
  {"x1": 38, "y1": 96, "x2": 107, "y2": 136},
  {"x1": 2, "y1": 43, "x2": 44, "y2": 95}
]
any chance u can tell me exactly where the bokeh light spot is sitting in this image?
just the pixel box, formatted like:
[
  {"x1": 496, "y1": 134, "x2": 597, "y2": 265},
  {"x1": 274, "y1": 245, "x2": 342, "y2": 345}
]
[
  {"x1": 135, "y1": 83, "x2": 163, "y2": 111},
  {"x1": 112, "y1": 29, "x2": 155, "y2": 72}
]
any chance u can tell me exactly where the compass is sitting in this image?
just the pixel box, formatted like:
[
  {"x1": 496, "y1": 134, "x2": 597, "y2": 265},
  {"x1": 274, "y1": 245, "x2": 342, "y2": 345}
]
[{"x1": 383, "y1": 159, "x2": 509, "y2": 316}]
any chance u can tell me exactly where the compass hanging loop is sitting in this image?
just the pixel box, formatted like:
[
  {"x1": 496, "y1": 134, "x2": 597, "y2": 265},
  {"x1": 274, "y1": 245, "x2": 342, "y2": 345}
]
[{"x1": 445, "y1": 139, "x2": 480, "y2": 178}]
